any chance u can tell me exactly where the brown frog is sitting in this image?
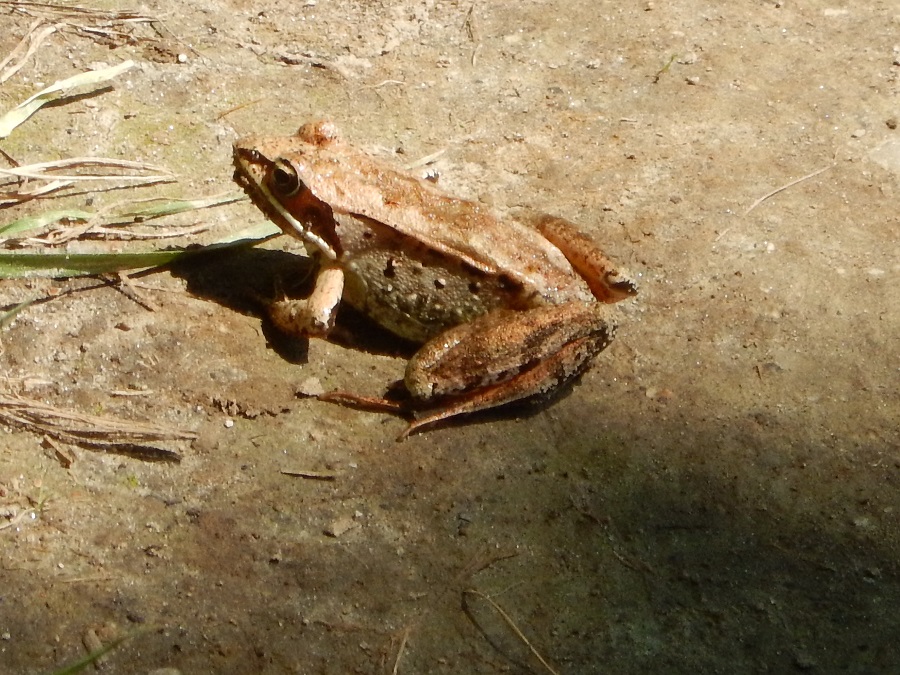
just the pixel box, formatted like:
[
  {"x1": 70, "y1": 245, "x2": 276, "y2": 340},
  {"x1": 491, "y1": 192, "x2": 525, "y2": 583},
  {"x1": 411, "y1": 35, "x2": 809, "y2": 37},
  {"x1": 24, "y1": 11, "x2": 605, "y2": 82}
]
[{"x1": 233, "y1": 121, "x2": 637, "y2": 438}]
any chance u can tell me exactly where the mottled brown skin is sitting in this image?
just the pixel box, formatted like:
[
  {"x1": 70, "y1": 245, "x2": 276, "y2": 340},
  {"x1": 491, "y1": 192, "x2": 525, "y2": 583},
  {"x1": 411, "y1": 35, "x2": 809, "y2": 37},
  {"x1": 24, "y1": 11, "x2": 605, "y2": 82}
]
[{"x1": 233, "y1": 121, "x2": 637, "y2": 438}]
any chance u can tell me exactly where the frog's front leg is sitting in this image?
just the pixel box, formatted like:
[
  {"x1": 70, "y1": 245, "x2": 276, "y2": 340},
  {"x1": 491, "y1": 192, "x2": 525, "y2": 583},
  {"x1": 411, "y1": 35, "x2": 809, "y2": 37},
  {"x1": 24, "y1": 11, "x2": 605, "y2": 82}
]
[
  {"x1": 268, "y1": 262, "x2": 344, "y2": 338},
  {"x1": 400, "y1": 301, "x2": 616, "y2": 437}
]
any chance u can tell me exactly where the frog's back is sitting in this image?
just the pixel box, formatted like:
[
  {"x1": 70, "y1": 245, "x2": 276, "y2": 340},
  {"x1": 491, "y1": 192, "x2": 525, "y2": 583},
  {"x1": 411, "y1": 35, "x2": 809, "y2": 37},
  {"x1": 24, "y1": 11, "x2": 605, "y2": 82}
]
[{"x1": 293, "y1": 141, "x2": 593, "y2": 306}]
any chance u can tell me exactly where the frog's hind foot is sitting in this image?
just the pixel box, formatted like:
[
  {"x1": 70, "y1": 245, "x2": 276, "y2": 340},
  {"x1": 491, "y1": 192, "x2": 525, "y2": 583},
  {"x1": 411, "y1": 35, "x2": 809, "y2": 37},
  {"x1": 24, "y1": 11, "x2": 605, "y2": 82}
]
[
  {"x1": 317, "y1": 389, "x2": 441, "y2": 441},
  {"x1": 318, "y1": 390, "x2": 411, "y2": 415}
]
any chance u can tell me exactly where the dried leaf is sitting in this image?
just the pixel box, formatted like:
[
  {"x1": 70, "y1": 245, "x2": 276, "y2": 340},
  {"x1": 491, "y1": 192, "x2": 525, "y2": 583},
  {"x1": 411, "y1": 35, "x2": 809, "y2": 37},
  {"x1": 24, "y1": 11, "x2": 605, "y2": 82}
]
[{"x1": 0, "y1": 60, "x2": 135, "y2": 139}]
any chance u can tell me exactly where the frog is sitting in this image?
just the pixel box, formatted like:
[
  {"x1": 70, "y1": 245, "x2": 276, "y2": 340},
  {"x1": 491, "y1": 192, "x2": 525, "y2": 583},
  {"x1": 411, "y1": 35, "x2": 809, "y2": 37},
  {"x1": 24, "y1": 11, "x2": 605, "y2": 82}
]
[{"x1": 233, "y1": 121, "x2": 637, "y2": 439}]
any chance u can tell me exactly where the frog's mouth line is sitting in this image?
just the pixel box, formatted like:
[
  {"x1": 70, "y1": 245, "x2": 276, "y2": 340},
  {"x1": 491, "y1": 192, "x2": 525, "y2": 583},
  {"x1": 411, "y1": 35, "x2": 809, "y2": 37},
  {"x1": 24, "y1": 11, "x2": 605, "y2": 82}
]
[
  {"x1": 233, "y1": 158, "x2": 338, "y2": 261},
  {"x1": 233, "y1": 166, "x2": 282, "y2": 225}
]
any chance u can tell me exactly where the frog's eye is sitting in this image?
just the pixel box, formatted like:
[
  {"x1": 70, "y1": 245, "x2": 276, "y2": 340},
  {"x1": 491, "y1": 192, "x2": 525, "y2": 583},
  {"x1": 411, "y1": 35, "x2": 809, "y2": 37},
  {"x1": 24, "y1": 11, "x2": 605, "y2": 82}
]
[{"x1": 270, "y1": 159, "x2": 302, "y2": 197}]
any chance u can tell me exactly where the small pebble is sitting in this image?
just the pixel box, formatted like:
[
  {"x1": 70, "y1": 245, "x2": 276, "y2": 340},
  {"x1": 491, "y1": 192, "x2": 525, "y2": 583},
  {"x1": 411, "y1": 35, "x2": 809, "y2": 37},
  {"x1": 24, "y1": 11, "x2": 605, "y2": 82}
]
[
  {"x1": 324, "y1": 516, "x2": 358, "y2": 538},
  {"x1": 296, "y1": 377, "x2": 324, "y2": 397}
]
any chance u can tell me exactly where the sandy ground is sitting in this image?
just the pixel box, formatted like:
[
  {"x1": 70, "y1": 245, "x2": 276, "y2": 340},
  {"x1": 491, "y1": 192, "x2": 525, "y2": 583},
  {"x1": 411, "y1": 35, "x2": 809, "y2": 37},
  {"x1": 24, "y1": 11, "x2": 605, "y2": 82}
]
[{"x1": 1, "y1": 1, "x2": 899, "y2": 673}]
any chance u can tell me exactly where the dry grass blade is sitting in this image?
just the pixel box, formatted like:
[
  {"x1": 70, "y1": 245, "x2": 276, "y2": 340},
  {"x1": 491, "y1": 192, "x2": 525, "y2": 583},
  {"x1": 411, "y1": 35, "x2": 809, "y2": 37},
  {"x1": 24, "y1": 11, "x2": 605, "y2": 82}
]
[
  {"x1": 1, "y1": 195, "x2": 240, "y2": 243},
  {"x1": 743, "y1": 165, "x2": 833, "y2": 216},
  {"x1": 76, "y1": 222, "x2": 210, "y2": 240},
  {"x1": 31, "y1": 193, "x2": 243, "y2": 242},
  {"x1": 0, "y1": 393, "x2": 194, "y2": 461},
  {"x1": 462, "y1": 588, "x2": 560, "y2": 675},
  {"x1": 0, "y1": 1, "x2": 155, "y2": 22},
  {"x1": 0, "y1": 157, "x2": 173, "y2": 183},
  {"x1": 0, "y1": 19, "x2": 59, "y2": 84},
  {"x1": 0, "y1": 60, "x2": 135, "y2": 139},
  {"x1": 0, "y1": 179, "x2": 74, "y2": 207},
  {"x1": 390, "y1": 626, "x2": 411, "y2": 675},
  {"x1": 117, "y1": 192, "x2": 245, "y2": 220}
]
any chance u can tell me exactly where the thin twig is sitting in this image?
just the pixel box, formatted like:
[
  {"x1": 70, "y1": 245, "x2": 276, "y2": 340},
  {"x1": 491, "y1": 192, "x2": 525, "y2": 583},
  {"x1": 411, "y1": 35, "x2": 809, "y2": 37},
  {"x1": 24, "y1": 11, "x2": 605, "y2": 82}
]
[
  {"x1": 280, "y1": 469, "x2": 338, "y2": 481},
  {"x1": 0, "y1": 508, "x2": 35, "y2": 531},
  {"x1": 29, "y1": 222, "x2": 208, "y2": 244},
  {"x1": 115, "y1": 270, "x2": 160, "y2": 311},
  {"x1": 464, "y1": 2, "x2": 481, "y2": 66},
  {"x1": 109, "y1": 389, "x2": 154, "y2": 397},
  {"x1": 391, "y1": 627, "x2": 411, "y2": 675},
  {"x1": 744, "y1": 165, "x2": 833, "y2": 216},
  {"x1": 462, "y1": 589, "x2": 560, "y2": 675}
]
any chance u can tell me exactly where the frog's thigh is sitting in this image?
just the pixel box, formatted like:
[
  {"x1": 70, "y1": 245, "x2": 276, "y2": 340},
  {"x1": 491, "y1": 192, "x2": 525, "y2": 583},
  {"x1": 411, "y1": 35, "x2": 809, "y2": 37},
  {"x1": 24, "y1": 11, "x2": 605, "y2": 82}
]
[
  {"x1": 403, "y1": 330, "x2": 612, "y2": 437},
  {"x1": 268, "y1": 264, "x2": 344, "y2": 337},
  {"x1": 405, "y1": 302, "x2": 615, "y2": 400}
]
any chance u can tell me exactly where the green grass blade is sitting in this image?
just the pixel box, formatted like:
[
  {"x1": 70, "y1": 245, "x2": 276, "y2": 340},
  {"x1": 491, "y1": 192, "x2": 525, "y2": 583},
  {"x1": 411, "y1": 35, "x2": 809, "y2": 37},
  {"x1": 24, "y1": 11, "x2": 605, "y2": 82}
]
[
  {"x1": 0, "y1": 250, "x2": 187, "y2": 278},
  {"x1": 0, "y1": 221, "x2": 281, "y2": 278},
  {"x1": 117, "y1": 192, "x2": 246, "y2": 220},
  {"x1": 45, "y1": 629, "x2": 144, "y2": 675},
  {"x1": 0, "y1": 209, "x2": 92, "y2": 237},
  {"x1": 0, "y1": 297, "x2": 36, "y2": 328}
]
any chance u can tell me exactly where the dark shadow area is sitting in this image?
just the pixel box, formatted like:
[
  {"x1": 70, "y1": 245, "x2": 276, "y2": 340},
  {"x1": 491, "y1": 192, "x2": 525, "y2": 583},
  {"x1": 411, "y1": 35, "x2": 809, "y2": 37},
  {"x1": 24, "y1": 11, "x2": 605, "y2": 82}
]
[
  {"x1": 6, "y1": 410, "x2": 899, "y2": 673},
  {"x1": 168, "y1": 245, "x2": 419, "y2": 363},
  {"x1": 167, "y1": 245, "x2": 593, "y2": 435},
  {"x1": 44, "y1": 86, "x2": 115, "y2": 110},
  {"x1": 168, "y1": 245, "x2": 311, "y2": 321}
]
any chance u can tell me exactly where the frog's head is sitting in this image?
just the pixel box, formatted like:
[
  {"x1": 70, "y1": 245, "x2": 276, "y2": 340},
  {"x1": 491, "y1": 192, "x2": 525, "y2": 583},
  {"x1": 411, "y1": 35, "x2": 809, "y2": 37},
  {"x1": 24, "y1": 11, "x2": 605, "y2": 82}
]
[{"x1": 233, "y1": 132, "x2": 339, "y2": 260}]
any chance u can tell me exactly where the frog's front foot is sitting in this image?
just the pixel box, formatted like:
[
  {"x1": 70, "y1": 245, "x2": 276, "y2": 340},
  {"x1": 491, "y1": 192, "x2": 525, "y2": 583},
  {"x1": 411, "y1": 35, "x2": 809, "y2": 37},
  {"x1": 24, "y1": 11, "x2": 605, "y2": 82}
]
[{"x1": 266, "y1": 264, "x2": 344, "y2": 338}]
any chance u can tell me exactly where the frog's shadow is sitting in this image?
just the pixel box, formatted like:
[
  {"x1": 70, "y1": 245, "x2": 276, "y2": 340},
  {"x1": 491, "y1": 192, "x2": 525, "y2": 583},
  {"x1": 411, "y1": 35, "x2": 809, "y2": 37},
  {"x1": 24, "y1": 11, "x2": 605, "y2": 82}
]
[
  {"x1": 169, "y1": 245, "x2": 584, "y2": 432},
  {"x1": 168, "y1": 245, "x2": 417, "y2": 364}
]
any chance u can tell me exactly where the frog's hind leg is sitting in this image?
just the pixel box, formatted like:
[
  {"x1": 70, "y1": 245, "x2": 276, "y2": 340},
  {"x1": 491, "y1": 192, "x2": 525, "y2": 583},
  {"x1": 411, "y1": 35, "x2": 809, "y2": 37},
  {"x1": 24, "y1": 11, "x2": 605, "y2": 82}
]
[
  {"x1": 317, "y1": 328, "x2": 611, "y2": 441},
  {"x1": 401, "y1": 330, "x2": 612, "y2": 440}
]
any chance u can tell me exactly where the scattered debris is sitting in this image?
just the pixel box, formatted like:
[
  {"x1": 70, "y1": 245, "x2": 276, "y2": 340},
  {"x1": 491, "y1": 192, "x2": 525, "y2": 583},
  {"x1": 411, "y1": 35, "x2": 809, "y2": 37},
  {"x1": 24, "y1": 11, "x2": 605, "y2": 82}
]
[
  {"x1": 0, "y1": 393, "x2": 194, "y2": 461},
  {"x1": 280, "y1": 469, "x2": 338, "y2": 481}
]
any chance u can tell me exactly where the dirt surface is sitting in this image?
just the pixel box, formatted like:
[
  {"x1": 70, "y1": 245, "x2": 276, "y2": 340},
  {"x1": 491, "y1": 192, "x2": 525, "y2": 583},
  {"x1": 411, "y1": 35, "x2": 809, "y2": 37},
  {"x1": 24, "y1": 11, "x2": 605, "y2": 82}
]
[{"x1": 1, "y1": 1, "x2": 899, "y2": 673}]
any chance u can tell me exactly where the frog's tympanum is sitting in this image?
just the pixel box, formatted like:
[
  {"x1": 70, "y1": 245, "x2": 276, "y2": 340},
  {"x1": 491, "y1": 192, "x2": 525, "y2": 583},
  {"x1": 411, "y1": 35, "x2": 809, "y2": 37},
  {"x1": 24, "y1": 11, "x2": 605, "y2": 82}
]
[{"x1": 234, "y1": 121, "x2": 637, "y2": 438}]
